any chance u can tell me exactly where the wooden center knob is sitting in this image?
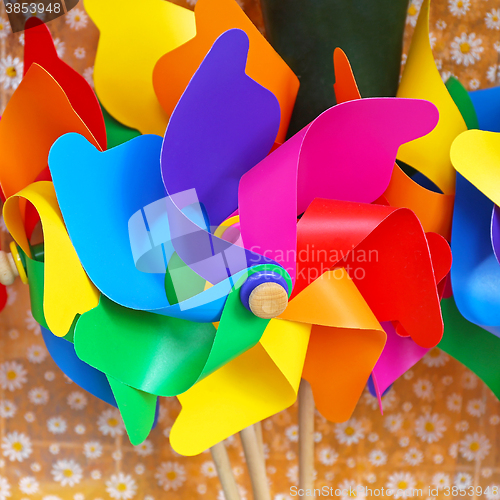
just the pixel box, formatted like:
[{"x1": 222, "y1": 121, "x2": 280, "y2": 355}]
[
  {"x1": 248, "y1": 282, "x2": 288, "y2": 319},
  {"x1": 0, "y1": 250, "x2": 19, "y2": 286}
]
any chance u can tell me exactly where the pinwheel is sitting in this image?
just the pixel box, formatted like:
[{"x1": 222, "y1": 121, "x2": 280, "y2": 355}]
[
  {"x1": 0, "y1": 0, "x2": 464, "y2": 498},
  {"x1": 436, "y1": 71, "x2": 500, "y2": 397}
]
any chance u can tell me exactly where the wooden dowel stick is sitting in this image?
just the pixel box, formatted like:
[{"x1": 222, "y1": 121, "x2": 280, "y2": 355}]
[
  {"x1": 240, "y1": 425, "x2": 271, "y2": 500},
  {"x1": 254, "y1": 421, "x2": 265, "y2": 460},
  {"x1": 211, "y1": 441, "x2": 241, "y2": 500},
  {"x1": 299, "y1": 379, "x2": 315, "y2": 491}
]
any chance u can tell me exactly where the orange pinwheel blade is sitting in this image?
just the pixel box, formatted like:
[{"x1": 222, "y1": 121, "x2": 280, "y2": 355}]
[
  {"x1": 333, "y1": 48, "x2": 361, "y2": 103},
  {"x1": 0, "y1": 64, "x2": 100, "y2": 200}
]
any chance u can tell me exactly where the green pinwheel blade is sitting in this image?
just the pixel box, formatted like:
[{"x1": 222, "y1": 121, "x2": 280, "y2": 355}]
[
  {"x1": 107, "y1": 375, "x2": 157, "y2": 446},
  {"x1": 439, "y1": 297, "x2": 500, "y2": 399},
  {"x1": 445, "y1": 76, "x2": 479, "y2": 130},
  {"x1": 260, "y1": 0, "x2": 409, "y2": 134},
  {"x1": 100, "y1": 102, "x2": 141, "y2": 149},
  {"x1": 25, "y1": 252, "x2": 48, "y2": 330},
  {"x1": 74, "y1": 264, "x2": 288, "y2": 398},
  {"x1": 165, "y1": 252, "x2": 207, "y2": 305}
]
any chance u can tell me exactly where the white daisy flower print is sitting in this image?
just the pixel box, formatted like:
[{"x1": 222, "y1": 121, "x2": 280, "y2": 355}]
[
  {"x1": 217, "y1": 485, "x2": 247, "y2": 500},
  {"x1": 53, "y1": 38, "x2": 65, "y2": 58},
  {"x1": 386, "y1": 472, "x2": 416, "y2": 499},
  {"x1": 483, "y1": 469, "x2": 493, "y2": 479},
  {"x1": 28, "y1": 387, "x2": 49, "y2": 405},
  {"x1": 451, "y1": 33, "x2": 484, "y2": 67},
  {"x1": 135, "y1": 464, "x2": 145, "y2": 475},
  {"x1": 155, "y1": 462, "x2": 186, "y2": 491},
  {"x1": 134, "y1": 440, "x2": 153, "y2": 457},
  {"x1": 0, "y1": 18, "x2": 10, "y2": 38},
  {"x1": 436, "y1": 19, "x2": 447, "y2": 30},
  {"x1": 0, "y1": 400, "x2": 16, "y2": 418},
  {"x1": 432, "y1": 472, "x2": 450, "y2": 490},
  {"x1": 26, "y1": 344, "x2": 47, "y2": 364},
  {"x1": 91, "y1": 469, "x2": 101, "y2": 480},
  {"x1": 469, "y1": 78, "x2": 480, "y2": 90},
  {"x1": 441, "y1": 70, "x2": 455, "y2": 82},
  {"x1": 454, "y1": 472, "x2": 472, "y2": 490},
  {"x1": 487, "y1": 64, "x2": 499, "y2": 82},
  {"x1": 384, "y1": 413, "x2": 403, "y2": 433},
  {"x1": 412, "y1": 378, "x2": 433, "y2": 400},
  {"x1": 51, "y1": 459, "x2": 83, "y2": 487},
  {"x1": 65, "y1": 8, "x2": 88, "y2": 30},
  {"x1": 467, "y1": 398, "x2": 486, "y2": 417},
  {"x1": 74, "y1": 47, "x2": 86, "y2": 59},
  {"x1": 83, "y1": 441, "x2": 102, "y2": 459},
  {"x1": 97, "y1": 409, "x2": 124, "y2": 437},
  {"x1": 490, "y1": 415, "x2": 500, "y2": 425},
  {"x1": 317, "y1": 446, "x2": 338, "y2": 466},
  {"x1": 429, "y1": 32, "x2": 437, "y2": 50},
  {"x1": 19, "y1": 476, "x2": 38, "y2": 494},
  {"x1": 106, "y1": 472, "x2": 137, "y2": 500},
  {"x1": 0, "y1": 477, "x2": 10, "y2": 499},
  {"x1": 334, "y1": 418, "x2": 365, "y2": 445},
  {"x1": 415, "y1": 413, "x2": 447, "y2": 443},
  {"x1": 399, "y1": 436, "x2": 410, "y2": 447},
  {"x1": 459, "y1": 433, "x2": 491, "y2": 461},
  {"x1": 67, "y1": 391, "x2": 87, "y2": 410},
  {"x1": 83, "y1": 66, "x2": 94, "y2": 88},
  {"x1": 24, "y1": 412, "x2": 35, "y2": 423},
  {"x1": 422, "y1": 348, "x2": 448, "y2": 367},
  {"x1": 406, "y1": 0, "x2": 423, "y2": 27},
  {"x1": 486, "y1": 9, "x2": 500, "y2": 30},
  {"x1": 6, "y1": 287, "x2": 17, "y2": 306},
  {"x1": 449, "y1": 442, "x2": 458, "y2": 458},
  {"x1": 47, "y1": 416, "x2": 67, "y2": 434},
  {"x1": 0, "y1": 56, "x2": 22, "y2": 90},
  {"x1": 368, "y1": 449, "x2": 387, "y2": 467},
  {"x1": 200, "y1": 461, "x2": 217, "y2": 478},
  {"x1": 285, "y1": 425, "x2": 298, "y2": 442},
  {"x1": 286, "y1": 465, "x2": 298, "y2": 484},
  {"x1": 0, "y1": 361, "x2": 27, "y2": 391},
  {"x1": 30, "y1": 463, "x2": 40, "y2": 472},
  {"x1": 25, "y1": 310, "x2": 39, "y2": 332},
  {"x1": 1, "y1": 432, "x2": 32, "y2": 462},
  {"x1": 456, "y1": 420, "x2": 469, "y2": 432},
  {"x1": 18, "y1": 33, "x2": 24, "y2": 45},
  {"x1": 404, "y1": 447, "x2": 423, "y2": 466},
  {"x1": 75, "y1": 424, "x2": 85, "y2": 435},
  {"x1": 485, "y1": 486, "x2": 500, "y2": 500},
  {"x1": 447, "y1": 393, "x2": 462, "y2": 412},
  {"x1": 338, "y1": 480, "x2": 364, "y2": 500},
  {"x1": 449, "y1": 0, "x2": 471, "y2": 17}
]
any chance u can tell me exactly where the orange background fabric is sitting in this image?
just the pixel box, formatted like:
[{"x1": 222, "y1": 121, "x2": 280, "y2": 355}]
[{"x1": 1, "y1": 0, "x2": 500, "y2": 498}]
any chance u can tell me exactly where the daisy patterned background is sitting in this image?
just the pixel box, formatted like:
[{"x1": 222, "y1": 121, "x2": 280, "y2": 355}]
[{"x1": 0, "y1": 0, "x2": 498, "y2": 499}]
